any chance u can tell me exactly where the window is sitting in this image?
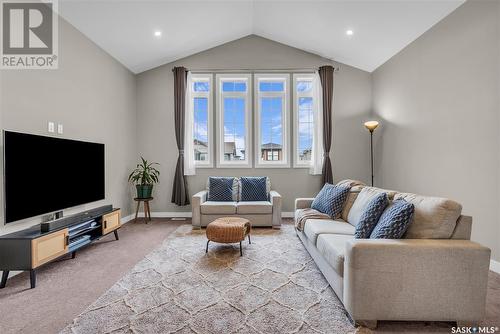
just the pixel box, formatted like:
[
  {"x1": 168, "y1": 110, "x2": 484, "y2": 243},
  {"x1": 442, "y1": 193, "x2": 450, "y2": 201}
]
[
  {"x1": 191, "y1": 75, "x2": 212, "y2": 167},
  {"x1": 197, "y1": 72, "x2": 316, "y2": 170},
  {"x1": 254, "y1": 74, "x2": 290, "y2": 167},
  {"x1": 293, "y1": 74, "x2": 315, "y2": 167},
  {"x1": 266, "y1": 151, "x2": 279, "y2": 161},
  {"x1": 216, "y1": 74, "x2": 252, "y2": 168}
]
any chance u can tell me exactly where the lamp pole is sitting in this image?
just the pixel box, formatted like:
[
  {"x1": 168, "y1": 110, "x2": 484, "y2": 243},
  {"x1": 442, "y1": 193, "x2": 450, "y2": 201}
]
[
  {"x1": 369, "y1": 129, "x2": 374, "y2": 186},
  {"x1": 364, "y1": 121, "x2": 379, "y2": 187}
]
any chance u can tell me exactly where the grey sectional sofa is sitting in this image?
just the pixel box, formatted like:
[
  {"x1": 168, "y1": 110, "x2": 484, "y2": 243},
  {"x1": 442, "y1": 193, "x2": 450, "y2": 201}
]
[
  {"x1": 294, "y1": 180, "x2": 491, "y2": 328},
  {"x1": 192, "y1": 177, "x2": 282, "y2": 228}
]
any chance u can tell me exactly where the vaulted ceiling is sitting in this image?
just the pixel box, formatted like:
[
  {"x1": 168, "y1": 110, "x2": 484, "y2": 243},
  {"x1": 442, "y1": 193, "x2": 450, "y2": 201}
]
[{"x1": 59, "y1": 0, "x2": 465, "y2": 74}]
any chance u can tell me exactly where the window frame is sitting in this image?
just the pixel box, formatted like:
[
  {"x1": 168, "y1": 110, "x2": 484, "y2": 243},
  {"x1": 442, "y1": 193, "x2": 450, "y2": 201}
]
[
  {"x1": 293, "y1": 73, "x2": 315, "y2": 168},
  {"x1": 215, "y1": 73, "x2": 252, "y2": 168},
  {"x1": 254, "y1": 73, "x2": 290, "y2": 168},
  {"x1": 190, "y1": 74, "x2": 213, "y2": 168}
]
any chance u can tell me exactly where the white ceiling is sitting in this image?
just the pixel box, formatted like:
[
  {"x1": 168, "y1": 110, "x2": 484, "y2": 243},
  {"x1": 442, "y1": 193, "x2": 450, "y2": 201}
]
[{"x1": 59, "y1": 0, "x2": 465, "y2": 74}]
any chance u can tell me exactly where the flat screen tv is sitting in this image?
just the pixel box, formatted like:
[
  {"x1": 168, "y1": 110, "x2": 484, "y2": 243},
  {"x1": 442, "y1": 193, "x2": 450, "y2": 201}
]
[{"x1": 4, "y1": 131, "x2": 105, "y2": 223}]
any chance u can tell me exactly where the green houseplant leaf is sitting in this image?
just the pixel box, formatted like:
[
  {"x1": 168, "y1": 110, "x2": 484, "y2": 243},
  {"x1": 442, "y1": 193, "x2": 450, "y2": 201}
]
[{"x1": 128, "y1": 157, "x2": 160, "y2": 185}]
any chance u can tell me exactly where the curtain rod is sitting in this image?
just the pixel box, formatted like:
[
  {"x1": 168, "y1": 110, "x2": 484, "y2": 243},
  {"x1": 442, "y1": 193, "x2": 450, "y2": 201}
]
[{"x1": 172, "y1": 67, "x2": 340, "y2": 73}]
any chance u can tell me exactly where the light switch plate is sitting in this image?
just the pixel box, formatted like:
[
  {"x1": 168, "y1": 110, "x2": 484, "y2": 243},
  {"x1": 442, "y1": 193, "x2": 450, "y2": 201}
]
[
  {"x1": 48, "y1": 122, "x2": 55, "y2": 133},
  {"x1": 57, "y1": 124, "x2": 63, "y2": 134}
]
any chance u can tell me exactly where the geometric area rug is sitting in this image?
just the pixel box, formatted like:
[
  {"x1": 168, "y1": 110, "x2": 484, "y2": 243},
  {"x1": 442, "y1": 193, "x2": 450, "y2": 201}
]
[{"x1": 60, "y1": 224, "x2": 359, "y2": 334}]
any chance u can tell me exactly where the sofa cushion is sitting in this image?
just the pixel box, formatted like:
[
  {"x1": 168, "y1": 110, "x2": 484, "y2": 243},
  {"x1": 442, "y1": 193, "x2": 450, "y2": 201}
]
[
  {"x1": 370, "y1": 199, "x2": 415, "y2": 239},
  {"x1": 200, "y1": 201, "x2": 237, "y2": 214},
  {"x1": 240, "y1": 177, "x2": 268, "y2": 201},
  {"x1": 238, "y1": 177, "x2": 271, "y2": 201},
  {"x1": 236, "y1": 201, "x2": 272, "y2": 214},
  {"x1": 336, "y1": 179, "x2": 365, "y2": 188},
  {"x1": 341, "y1": 185, "x2": 364, "y2": 221},
  {"x1": 316, "y1": 234, "x2": 353, "y2": 277},
  {"x1": 206, "y1": 177, "x2": 238, "y2": 201},
  {"x1": 394, "y1": 192, "x2": 462, "y2": 239},
  {"x1": 355, "y1": 193, "x2": 389, "y2": 238},
  {"x1": 207, "y1": 177, "x2": 236, "y2": 201},
  {"x1": 303, "y1": 219, "x2": 355, "y2": 245},
  {"x1": 347, "y1": 187, "x2": 397, "y2": 226},
  {"x1": 311, "y1": 184, "x2": 350, "y2": 218}
]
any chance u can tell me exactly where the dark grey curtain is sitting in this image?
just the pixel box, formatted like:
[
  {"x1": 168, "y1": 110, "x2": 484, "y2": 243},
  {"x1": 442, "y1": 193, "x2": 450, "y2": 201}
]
[
  {"x1": 171, "y1": 67, "x2": 190, "y2": 205},
  {"x1": 319, "y1": 65, "x2": 334, "y2": 185}
]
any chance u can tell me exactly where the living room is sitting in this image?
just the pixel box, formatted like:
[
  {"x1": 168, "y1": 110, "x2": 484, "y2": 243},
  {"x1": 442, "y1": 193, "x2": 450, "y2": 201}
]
[{"x1": 0, "y1": 0, "x2": 499, "y2": 333}]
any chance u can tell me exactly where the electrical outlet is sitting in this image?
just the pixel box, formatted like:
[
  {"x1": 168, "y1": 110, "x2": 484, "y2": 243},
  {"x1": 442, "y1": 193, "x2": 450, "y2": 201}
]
[
  {"x1": 48, "y1": 122, "x2": 55, "y2": 133},
  {"x1": 57, "y1": 124, "x2": 63, "y2": 134}
]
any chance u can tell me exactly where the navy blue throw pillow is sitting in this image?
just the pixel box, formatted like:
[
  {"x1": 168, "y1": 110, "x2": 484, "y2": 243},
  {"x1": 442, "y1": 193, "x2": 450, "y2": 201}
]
[
  {"x1": 240, "y1": 177, "x2": 268, "y2": 201},
  {"x1": 208, "y1": 177, "x2": 234, "y2": 201},
  {"x1": 311, "y1": 183, "x2": 350, "y2": 218},
  {"x1": 370, "y1": 199, "x2": 415, "y2": 239},
  {"x1": 354, "y1": 193, "x2": 389, "y2": 238}
]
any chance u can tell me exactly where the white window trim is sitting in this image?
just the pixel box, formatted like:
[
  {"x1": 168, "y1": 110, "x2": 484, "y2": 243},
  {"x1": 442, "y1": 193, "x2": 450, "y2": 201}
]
[
  {"x1": 191, "y1": 75, "x2": 213, "y2": 168},
  {"x1": 216, "y1": 73, "x2": 252, "y2": 168},
  {"x1": 293, "y1": 73, "x2": 315, "y2": 168},
  {"x1": 254, "y1": 73, "x2": 290, "y2": 168}
]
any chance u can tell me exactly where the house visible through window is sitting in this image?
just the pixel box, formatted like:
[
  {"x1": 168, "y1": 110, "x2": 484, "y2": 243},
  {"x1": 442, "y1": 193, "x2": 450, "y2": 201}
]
[
  {"x1": 192, "y1": 76, "x2": 212, "y2": 167},
  {"x1": 216, "y1": 74, "x2": 252, "y2": 167},
  {"x1": 293, "y1": 74, "x2": 315, "y2": 167},
  {"x1": 255, "y1": 74, "x2": 290, "y2": 167}
]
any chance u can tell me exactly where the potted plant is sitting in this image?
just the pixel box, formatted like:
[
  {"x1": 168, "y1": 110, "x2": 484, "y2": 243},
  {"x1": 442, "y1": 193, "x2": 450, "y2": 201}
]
[{"x1": 128, "y1": 157, "x2": 160, "y2": 199}]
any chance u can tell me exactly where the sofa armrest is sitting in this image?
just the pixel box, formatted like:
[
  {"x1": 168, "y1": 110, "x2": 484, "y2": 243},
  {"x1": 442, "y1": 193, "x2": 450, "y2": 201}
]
[
  {"x1": 295, "y1": 198, "x2": 314, "y2": 210},
  {"x1": 270, "y1": 190, "x2": 282, "y2": 229},
  {"x1": 451, "y1": 215, "x2": 472, "y2": 239},
  {"x1": 343, "y1": 239, "x2": 491, "y2": 322},
  {"x1": 191, "y1": 190, "x2": 207, "y2": 228}
]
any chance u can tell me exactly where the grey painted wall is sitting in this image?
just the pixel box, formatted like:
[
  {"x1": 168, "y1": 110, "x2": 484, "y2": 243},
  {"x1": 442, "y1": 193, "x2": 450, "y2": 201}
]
[
  {"x1": 136, "y1": 35, "x2": 372, "y2": 213},
  {"x1": 372, "y1": 0, "x2": 500, "y2": 261},
  {"x1": 0, "y1": 16, "x2": 137, "y2": 235}
]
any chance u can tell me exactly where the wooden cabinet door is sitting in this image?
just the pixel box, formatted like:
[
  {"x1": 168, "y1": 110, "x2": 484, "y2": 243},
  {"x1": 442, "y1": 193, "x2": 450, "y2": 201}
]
[
  {"x1": 102, "y1": 210, "x2": 121, "y2": 235},
  {"x1": 31, "y1": 228, "x2": 68, "y2": 268}
]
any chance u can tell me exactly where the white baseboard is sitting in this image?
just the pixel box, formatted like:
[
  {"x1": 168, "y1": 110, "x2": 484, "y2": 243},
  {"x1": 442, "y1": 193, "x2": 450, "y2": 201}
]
[
  {"x1": 153, "y1": 212, "x2": 192, "y2": 218},
  {"x1": 135, "y1": 212, "x2": 191, "y2": 218},
  {"x1": 121, "y1": 213, "x2": 188, "y2": 223},
  {"x1": 121, "y1": 214, "x2": 134, "y2": 224},
  {"x1": 491, "y1": 259, "x2": 500, "y2": 274},
  {"x1": 133, "y1": 211, "x2": 295, "y2": 219}
]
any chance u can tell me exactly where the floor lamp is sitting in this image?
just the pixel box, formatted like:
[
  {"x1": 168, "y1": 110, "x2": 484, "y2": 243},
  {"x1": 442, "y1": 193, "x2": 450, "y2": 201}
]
[{"x1": 364, "y1": 121, "x2": 379, "y2": 186}]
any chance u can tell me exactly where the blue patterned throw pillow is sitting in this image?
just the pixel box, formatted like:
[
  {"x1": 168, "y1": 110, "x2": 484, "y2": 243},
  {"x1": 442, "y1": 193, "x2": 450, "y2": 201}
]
[
  {"x1": 311, "y1": 183, "x2": 350, "y2": 218},
  {"x1": 370, "y1": 199, "x2": 415, "y2": 239},
  {"x1": 240, "y1": 177, "x2": 268, "y2": 201},
  {"x1": 208, "y1": 177, "x2": 234, "y2": 201},
  {"x1": 354, "y1": 193, "x2": 389, "y2": 238}
]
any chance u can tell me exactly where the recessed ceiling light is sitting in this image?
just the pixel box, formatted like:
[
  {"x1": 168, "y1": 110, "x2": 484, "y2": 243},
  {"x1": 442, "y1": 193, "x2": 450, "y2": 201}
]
[
  {"x1": 346, "y1": 30, "x2": 354, "y2": 36},
  {"x1": 154, "y1": 30, "x2": 162, "y2": 37}
]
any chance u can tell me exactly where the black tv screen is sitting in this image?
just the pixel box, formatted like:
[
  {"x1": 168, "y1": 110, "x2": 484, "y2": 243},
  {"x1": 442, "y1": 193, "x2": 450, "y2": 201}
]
[{"x1": 4, "y1": 131, "x2": 105, "y2": 223}]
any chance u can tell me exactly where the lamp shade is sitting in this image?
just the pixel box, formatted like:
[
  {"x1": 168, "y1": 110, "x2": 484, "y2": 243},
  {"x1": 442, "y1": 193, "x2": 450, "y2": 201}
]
[{"x1": 364, "y1": 121, "x2": 379, "y2": 132}]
